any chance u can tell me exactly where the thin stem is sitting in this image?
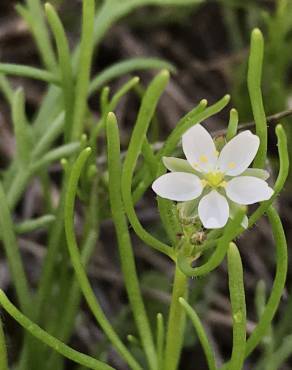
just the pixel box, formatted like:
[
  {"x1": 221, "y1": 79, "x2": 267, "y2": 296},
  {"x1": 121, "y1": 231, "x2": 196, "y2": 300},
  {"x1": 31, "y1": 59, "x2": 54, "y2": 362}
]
[
  {"x1": 0, "y1": 290, "x2": 115, "y2": 370},
  {"x1": 32, "y1": 112, "x2": 65, "y2": 159},
  {"x1": 12, "y1": 88, "x2": 31, "y2": 165},
  {"x1": 64, "y1": 148, "x2": 143, "y2": 370},
  {"x1": 34, "y1": 176, "x2": 68, "y2": 321},
  {"x1": 179, "y1": 298, "x2": 216, "y2": 370},
  {"x1": 25, "y1": 0, "x2": 56, "y2": 71},
  {"x1": 265, "y1": 335, "x2": 292, "y2": 370},
  {"x1": 220, "y1": 207, "x2": 289, "y2": 368},
  {"x1": 71, "y1": 0, "x2": 95, "y2": 140},
  {"x1": 248, "y1": 28, "x2": 267, "y2": 169},
  {"x1": 0, "y1": 180, "x2": 31, "y2": 315},
  {"x1": 0, "y1": 75, "x2": 14, "y2": 104},
  {"x1": 0, "y1": 318, "x2": 8, "y2": 370},
  {"x1": 46, "y1": 229, "x2": 98, "y2": 370},
  {"x1": 156, "y1": 313, "x2": 165, "y2": 370},
  {"x1": 45, "y1": 3, "x2": 74, "y2": 142},
  {"x1": 106, "y1": 113, "x2": 157, "y2": 370},
  {"x1": 31, "y1": 142, "x2": 80, "y2": 171},
  {"x1": 248, "y1": 124, "x2": 288, "y2": 228},
  {"x1": 245, "y1": 206, "x2": 288, "y2": 357},
  {"x1": 163, "y1": 265, "x2": 188, "y2": 370},
  {"x1": 0, "y1": 63, "x2": 59, "y2": 84},
  {"x1": 6, "y1": 168, "x2": 31, "y2": 210},
  {"x1": 227, "y1": 243, "x2": 246, "y2": 370},
  {"x1": 89, "y1": 57, "x2": 175, "y2": 95},
  {"x1": 90, "y1": 77, "x2": 140, "y2": 144},
  {"x1": 226, "y1": 108, "x2": 239, "y2": 141},
  {"x1": 121, "y1": 70, "x2": 174, "y2": 258},
  {"x1": 15, "y1": 215, "x2": 55, "y2": 234}
]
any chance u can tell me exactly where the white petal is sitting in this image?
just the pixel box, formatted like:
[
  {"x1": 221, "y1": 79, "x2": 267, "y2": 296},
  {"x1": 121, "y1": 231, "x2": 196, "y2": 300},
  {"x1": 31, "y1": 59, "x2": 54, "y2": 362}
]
[
  {"x1": 226, "y1": 176, "x2": 274, "y2": 205},
  {"x1": 198, "y1": 190, "x2": 229, "y2": 229},
  {"x1": 218, "y1": 131, "x2": 260, "y2": 176},
  {"x1": 152, "y1": 172, "x2": 203, "y2": 201},
  {"x1": 182, "y1": 124, "x2": 217, "y2": 172}
]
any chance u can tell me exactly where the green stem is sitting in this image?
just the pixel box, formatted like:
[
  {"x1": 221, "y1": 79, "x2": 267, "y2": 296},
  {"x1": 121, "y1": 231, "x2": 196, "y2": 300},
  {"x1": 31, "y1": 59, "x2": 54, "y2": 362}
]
[
  {"x1": 0, "y1": 290, "x2": 114, "y2": 370},
  {"x1": 89, "y1": 58, "x2": 175, "y2": 95},
  {"x1": 45, "y1": 3, "x2": 74, "y2": 142},
  {"x1": 15, "y1": 215, "x2": 55, "y2": 234},
  {"x1": 227, "y1": 243, "x2": 246, "y2": 370},
  {"x1": 0, "y1": 180, "x2": 31, "y2": 315},
  {"x1": 25, "y1": 0, "x2": 56, "y2": 71},
  {"x1": 12, "y1": 88, "x2": 31, "y2": 165},
  {"x1": 71, "y1": 0, "x2": 95, "y2": 140},
  {"x1": 121, "y1": 70, "x2": 174, "y2": 258},
  {"x1": 46, "y1": 177, "x2": 100, "y2": 369},
  {"x1": 46, "y1": 230, "x2": 98, "y2": 370},
  {"x1": 64, "y1": 148, "x2": 143, "y2": 370},
  {"x1": 34, "y1": 178, "x2": 68, "y2": 321},
  {"x1": 248, "y1": 124, "x2": 288, "y2": 228},
  {"x1": 106, "y1": 113, "x2": 157, "y2": 370},
  {"x1": 156, "y1": 313, "x2": 165, "y2": 370},
  {"x1": 248, "y1": 28, "x2": 267, "y2": 169},
  {"x1": 0, "y1": 318, "x2": 8, "y2": 370},
  {"x1": 163, "y1": 265, "x2": 188, "y2": 370},
  {"x1": 245, "y1": 206, "x2": 288, "y2": 357},
  {"x1": 220, "y1": 206, "x2": 288, "y2": 369},
  {"x1": 226, "y1": 108, "x2": 239, "y2": 141},
  {"x1": 0, "y1": 63, "x2": 59, "y2": 84},
  {"x1": 179, "y1": 298, "x2": 216, "y2": 370}
]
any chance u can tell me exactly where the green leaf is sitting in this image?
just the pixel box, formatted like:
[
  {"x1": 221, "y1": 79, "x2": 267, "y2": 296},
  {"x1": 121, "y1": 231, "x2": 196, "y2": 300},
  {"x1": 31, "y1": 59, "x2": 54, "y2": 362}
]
[
  {"x1": 226, "y1": 108, "x2": 238, "y2": 141},
  {"x1": 248, "y1": 28, "x2": 267, "y2": 169},
  {"x1": 0, "y1": 63, "x2": 58, "y2": 84},
  {"x1": 121, "y1": 70, "x2": 174, "y2": 258},
  {"x1": 0, "y1": 317, "x2": 8, "y2": 370},
  {"x1": 0, "y1": 290, "x2": 114, "y2": 370},
  {"x1": 162, "y1": 156, "x2": 198, "y2": 174},
  {"x1": 64, "y1": 147, "x2": 143, "y2": 370},
  {"x1": 71, "y1": 0, "x2": 95, "y2": 140},
  {"x1": 106, "y1": 112, "x2": 157, "y2": 370},
  {"x1": 89, "y1": 58, "x2": 176, "y2": 95},
  {"x1": 179, "y1": 298, "x2": 216, "y2": 370},
  {"x1": 12, "y1": 88, "x2": 31, "y2": 165},
  {"x1": 227, "y1": 243, "x2": 246, "y2": 370},
  {"x1": 45, "y1": 3, "x2": 74, "y2": 142}
]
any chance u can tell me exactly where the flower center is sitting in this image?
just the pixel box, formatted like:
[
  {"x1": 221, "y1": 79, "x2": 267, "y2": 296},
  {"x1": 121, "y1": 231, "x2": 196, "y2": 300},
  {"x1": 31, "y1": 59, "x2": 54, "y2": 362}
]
[{"x1": 203, "y1": 171, "x2": 225, "y2": 188}]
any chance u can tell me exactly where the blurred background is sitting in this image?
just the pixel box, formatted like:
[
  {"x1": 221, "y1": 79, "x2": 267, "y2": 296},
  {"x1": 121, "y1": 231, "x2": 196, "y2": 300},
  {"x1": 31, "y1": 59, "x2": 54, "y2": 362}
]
[{"x1": 0, "y1": 0, "x2": 292, "y2": 369}]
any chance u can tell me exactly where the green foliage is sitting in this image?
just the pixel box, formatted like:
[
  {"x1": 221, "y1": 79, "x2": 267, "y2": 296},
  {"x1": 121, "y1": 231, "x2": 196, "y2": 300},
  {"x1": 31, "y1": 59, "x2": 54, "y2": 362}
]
[{"x1": 0, "y1": 1, "x2": 289, "y2": 370}]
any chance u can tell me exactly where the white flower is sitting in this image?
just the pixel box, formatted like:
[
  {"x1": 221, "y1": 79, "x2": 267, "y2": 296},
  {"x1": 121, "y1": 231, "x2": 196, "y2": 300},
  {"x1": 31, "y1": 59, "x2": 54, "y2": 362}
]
[{"x1": 152, "y1": 124, "x2": 274, "y2": 229}]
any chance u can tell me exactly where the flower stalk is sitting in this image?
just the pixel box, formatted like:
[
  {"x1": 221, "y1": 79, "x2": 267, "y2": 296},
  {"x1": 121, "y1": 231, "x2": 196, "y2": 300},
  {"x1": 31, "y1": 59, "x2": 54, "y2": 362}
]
[{"x1": 164, "y1": 265, "x2": 188, "y2": 370}]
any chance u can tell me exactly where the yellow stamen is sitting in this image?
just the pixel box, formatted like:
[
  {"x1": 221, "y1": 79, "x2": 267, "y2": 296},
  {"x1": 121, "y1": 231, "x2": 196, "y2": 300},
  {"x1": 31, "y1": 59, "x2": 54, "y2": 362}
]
[
  {"x1": 220, "y1": 181, "x2": 227, "y2": 188},
  {"x1": 199, "y1": 155, "x2": 208, "y2": 163},
  {"x1": 205, "y1": 171, "x2": 224, "y2": 187},
  {"x1": 214, "y1": 150, "x2": 219, "y2": 157},
  {"x1": 228, "y1": 162, "x2": 236, "y2": 169},
  {"x1": 201, "y1": 179, "x2": 208, "y2": 187}
]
